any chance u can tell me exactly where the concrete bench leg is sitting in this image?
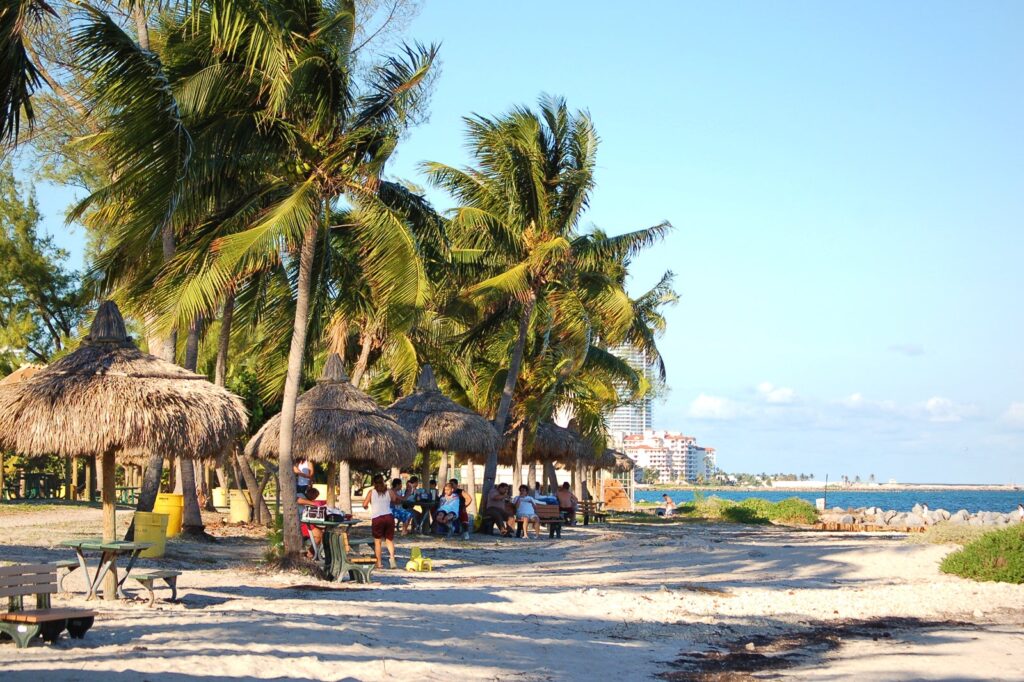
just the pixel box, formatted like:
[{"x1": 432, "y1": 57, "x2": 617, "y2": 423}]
[
  {"x1": 0, "y1": 622, "x2": 41, "y2": 648},
  {"x1": 165, "y1": 577, "x2": 178, "y2": 602},
  {"x1": 138, "y1": 580, "x2": 156, "y2": 607}
]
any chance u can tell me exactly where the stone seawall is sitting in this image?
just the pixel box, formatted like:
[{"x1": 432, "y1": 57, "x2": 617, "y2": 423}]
[{"x1": 817, "y1": 503, "x2": 1024, "y2": 531}]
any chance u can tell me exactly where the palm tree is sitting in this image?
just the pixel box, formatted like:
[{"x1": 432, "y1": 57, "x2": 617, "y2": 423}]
[
  {"x1": 77, "y1": 0, "x2": 436, "y2": 559},
  {"x1": 424, "y1": 95, "x2": 670, "y2": 498},
  {"x1": 0, "y1": 0, "x2": 56, "y2": 146}
]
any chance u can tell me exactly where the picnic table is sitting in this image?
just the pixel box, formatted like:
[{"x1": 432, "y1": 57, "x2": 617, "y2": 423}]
[
  {"x1": 305, "y1": 520, "x2": 377, "y2": 583},
  {"x1": 59, "y1": 539, "x2": 153, "y2": 600},
  {"x1": 402, "y1": 496, "x2": 438, "y2": 534},
  {"x1": 116, "y1": 487, "x2": 140, "y2": 505}
]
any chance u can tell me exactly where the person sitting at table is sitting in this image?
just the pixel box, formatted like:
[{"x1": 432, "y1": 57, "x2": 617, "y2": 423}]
[
  {"x1": 449, "y1": 478, "x2": 474, "y2": 539},
  {"x1": 555, "y1": 482, "x2": 578, "y2": 525},
  {"x1": 435, "y1": 482, "x2": 462, "y2": 538},
  {"x1": 390, "y1": 478, "x2": 414, "y2": 535},
  {"x1": 485, "y1": 482, "x2": 515, "y2": 536},
  {"x1": 362, "y1": 474, "x2": 399, "y2": 569},
  {"x1": 512, "y1": 484, "x2": 541, "y2": 539},
  {"x1": 297, "y1": 485, "x2": 324, "y2": 558}
]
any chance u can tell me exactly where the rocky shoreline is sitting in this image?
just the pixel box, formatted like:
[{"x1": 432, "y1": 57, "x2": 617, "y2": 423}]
[{"x1": 819, "y1": 504, "x2": 1024, "y2": 530}]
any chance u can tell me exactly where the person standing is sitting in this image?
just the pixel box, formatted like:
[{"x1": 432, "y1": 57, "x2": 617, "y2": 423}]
[
  {"x1": 362, "y1": 475, "x2": 399, "y2": 569},
  {"x1": 294, "y1": 456, "x2": 313, "y2": 494}
]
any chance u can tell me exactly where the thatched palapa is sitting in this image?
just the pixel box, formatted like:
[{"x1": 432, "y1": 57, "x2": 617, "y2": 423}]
[
  {"x1": 500, "y1": 421, "x2": 591, "y2": 465},
  {"x1": 0, "y1": 364, "x2": 43, "y2": 386},
  {"x1": 0, "y1": 302, "x2": 247, "y2": 462},
  {"x1": 0, "y1": 301, "x2": 248, "y2": 599},
  {"x1": 385, "y1": 365, "x2": 498, "y2": 456},
  {"x1": 245, "y1": 354, "x2": 416, "y2": 470}
]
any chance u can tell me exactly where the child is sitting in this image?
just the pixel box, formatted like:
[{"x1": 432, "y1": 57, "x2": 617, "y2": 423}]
[
  {"x1": 513, "y1": 484, "x2": 541, "y2": 539},
  {"x1": 435, "y1": 483, "x2": 461, "y2": 539}
]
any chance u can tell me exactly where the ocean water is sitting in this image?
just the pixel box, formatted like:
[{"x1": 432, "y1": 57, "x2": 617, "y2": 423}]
[{"x1": 635, "y1": 488, "x2": 1024, "y2": 513}]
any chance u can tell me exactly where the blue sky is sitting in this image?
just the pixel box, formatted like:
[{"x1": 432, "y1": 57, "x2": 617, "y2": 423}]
[{"x1": 28, "y1": 1, "x2": 1024, "y2": 483}]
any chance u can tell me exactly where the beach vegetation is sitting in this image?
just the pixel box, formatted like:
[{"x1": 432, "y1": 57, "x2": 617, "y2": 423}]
[
  {"x1": 940, "y1": 525, "x2": 1024, "y2": 584},
  {"x1": 908, "y1": 523, "x2": 990, "y2": 546},
  {"x1": 624, "y1": 496, "x2": 817, "y2": 525}
]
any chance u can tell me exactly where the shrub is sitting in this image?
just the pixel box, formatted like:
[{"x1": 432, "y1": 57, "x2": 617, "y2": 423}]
[
  {"x1": 768, "y1": 497, "x2": 819, "y2": 524},
  {"x1": 940, "y1": 525, "x2": 1024, "y2": 584}
]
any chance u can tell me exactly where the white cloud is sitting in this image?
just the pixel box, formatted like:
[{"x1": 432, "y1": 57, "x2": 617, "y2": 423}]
[
  {"x1": 840, "y1": 392, "x2": 897, "y2": 412},
  {"x1": 689, "y1": 394, "x2": 740, "y2": 420},
  {"x1": 757, "y1": 382, "x2": 796, "y2": 404},
  {"x1": 1001, "y1": 402, "x2": 1024, "y2": 428},
  {"x1": 924, "y1": 396, "x2": 975, "y2": 423}
]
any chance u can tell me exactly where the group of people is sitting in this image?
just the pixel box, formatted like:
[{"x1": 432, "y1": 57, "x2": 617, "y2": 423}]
[
  {"x1": 294, "y1": 454, "x2": 587, "y2": 567},
  {"x1": 484, "y1": 481, "x2": 580, "y2": 539}
]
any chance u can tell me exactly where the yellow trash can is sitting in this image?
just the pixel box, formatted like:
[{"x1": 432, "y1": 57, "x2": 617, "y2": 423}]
[
  {"x1": 229, "y1": 489, "x2": 251, "y2": 523},
  {"x1": 212, "y1": 487, "x2": 229, "y2": 508},
  {"x1": 153, "y1": 492, "x2": 184, "y2": 537},
  {"x1": 134, "y1": 512, "x2": 169, "y2": 558}
]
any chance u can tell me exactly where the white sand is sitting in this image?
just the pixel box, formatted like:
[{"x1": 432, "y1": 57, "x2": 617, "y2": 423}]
[{"x1": 1, "y1": 506, "x2": 1022, "y2": 680}]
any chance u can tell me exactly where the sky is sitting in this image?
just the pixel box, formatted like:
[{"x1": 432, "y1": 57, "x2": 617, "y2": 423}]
[{"x1": 26, "y1": 1, "x2": 1024, "y2": 484}]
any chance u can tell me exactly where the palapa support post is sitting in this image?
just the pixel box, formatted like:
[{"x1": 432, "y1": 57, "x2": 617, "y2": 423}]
[
  {"x1": 528, "y1": 460, "x2": 537, "y2": 490},
  {"x1": 464, "y1": 457, "x2": 477, "y2": 512},
  {"x1": 390, "y1": 466, "x2": 400, "y2": 482},
  {"x1": 326, "y1": 462, "x2": 337, "y2": 506},
  {"x1": 544, "y1": 461, "x2": 558, "y2": 494},
  {"x1": 338, "y1": 461, "x2": 351, "y2": 513},
  {"x1": 437, "y1": 453, "x2": 449, "y2": 484},
  {"x1": 101, "y1": 449, "x2": 117, "y2": 601}
]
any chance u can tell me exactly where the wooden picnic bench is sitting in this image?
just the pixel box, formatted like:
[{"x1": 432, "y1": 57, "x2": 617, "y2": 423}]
[
  {"x1": 127, "y1": 570, "x2": 181, "y2": 607},
  {"x1": 0, "y1": 564, "x2": 96, "y2": 648},
  {"x1": 515, "y1": 502, "x2": 563, "y2": 539},
  {"x1": 579, "y1": 500, "x2": 607, "y2": 525}
]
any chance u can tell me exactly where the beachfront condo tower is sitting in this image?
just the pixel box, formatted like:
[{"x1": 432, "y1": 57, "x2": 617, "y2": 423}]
[{"x1": 606, "y1": 343, "x2": 654, "y2": 437}]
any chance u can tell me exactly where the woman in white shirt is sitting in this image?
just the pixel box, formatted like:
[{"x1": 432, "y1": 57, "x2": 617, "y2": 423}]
[
  {"x1": 362, "y1": 474, "x2": 399, "y2": 569},
  {"x1": 512, "y1": 484, "x2": 541, "y2": 539},
  {"x1": 293, "y1": 457, "x2": 313, "y2": 494}
]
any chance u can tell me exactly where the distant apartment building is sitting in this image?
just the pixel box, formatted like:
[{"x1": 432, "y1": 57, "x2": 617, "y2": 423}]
[
  {"x1": 605, "y1": 343, "x2": 654, "y2": 436},
  {"x1": 619, "y1": 430, "x2": 715, "y2": 483}
]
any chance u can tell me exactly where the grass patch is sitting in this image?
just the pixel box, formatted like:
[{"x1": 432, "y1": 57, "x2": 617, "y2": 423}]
[
  {"x1": 0, "y1": 500, "x2": 103, "y2": 514},
  {"x1": 940, "y1": 525, "x2": 1024, "y2": 584},
  {"x1": 907, "y1": 523, "x2": 990, "y2": 546},
  {"x1": 618, "y1": 496, "x2": 818, "y2": 526}
]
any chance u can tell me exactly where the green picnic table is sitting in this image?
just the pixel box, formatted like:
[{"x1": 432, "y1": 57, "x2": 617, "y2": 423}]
[
  {"x1": 59, "y1": 539, "x2": 153, "y2": 600},
  {"x1": 304, "y1": 520, "x2": 376, "y2": 583}
]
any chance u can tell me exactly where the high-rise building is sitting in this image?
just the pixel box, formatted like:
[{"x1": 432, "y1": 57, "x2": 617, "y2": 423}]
[
  {"x1": 619, "y1": 431, "x2": 716, "y2": 483},
  {"x1": 605, "y1": 343, "x2": 653, "y2": 436}
]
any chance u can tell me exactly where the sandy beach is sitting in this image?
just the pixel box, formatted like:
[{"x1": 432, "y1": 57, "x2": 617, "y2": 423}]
[{"x1": 1, "y1": 505, "x2": 1022, "y2": 681}]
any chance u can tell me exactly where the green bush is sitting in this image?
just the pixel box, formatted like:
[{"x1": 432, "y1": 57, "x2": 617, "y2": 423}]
[
  {"x1": 940, "y1": 525, "x2": 1024, "y2": 584},
  {"x1": 768, "y1": 497, "x2": 819, "y2": 524}
]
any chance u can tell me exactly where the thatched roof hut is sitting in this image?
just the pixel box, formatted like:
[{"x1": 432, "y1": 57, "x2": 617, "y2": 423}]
[
  {"x1": 610, "y1": 450, "x2": 635, "y2": 473},
  {"x1": 0, "y1": 302, "x2": 247, "y2": 462},
  {"x1": 500, "y1": 421, "x2": 591, "y2": 465},
  {"x1": 0, "y1": 301, "x2": 248, "y2": 599},
  {"x1": 245, "y1": 354, "x2": 416, "y2": 470},
  {"x1": 385, "y1": 365, "x2": 498, "y2": 456}
]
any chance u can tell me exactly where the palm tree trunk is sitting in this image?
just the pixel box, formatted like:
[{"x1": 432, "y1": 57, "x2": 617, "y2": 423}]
[
  {"x1": 277, "y1": 224, "x2": 319, "y2": 559},
  {"x1": 132, "y1": 4, "x2": 150, "y2": 51},
  {"x1": 236, "y1": 452, "x2": 269, "y2": 525},
  {"x1": 573, "y1": 462, "x2": 584, "y2": 502},
  {"x1": 528, "y1": 460, "x2": 537, "y2": 490},
  {"x1": 485, "y1": 294, "x2": 536, "y2": 501},
  {"x1": 349, "y1": 326, "x2": 374, "y2": 387},
  {"x1": 513, "y1": 428, "x2": 524, "y2": 490},
  {"x1": 464, "y1": 457, "x2": 477, "y2": 513},
  {"x1": 179, "y1": 318, "x2": 206, "y2": 536},
  {"x1": 544, "y1": 461, "x2": 558, "y2": 494}
]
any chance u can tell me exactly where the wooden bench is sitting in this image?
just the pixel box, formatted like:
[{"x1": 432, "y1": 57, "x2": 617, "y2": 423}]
[
  {"x1": 515, "y1": 502, "x2": 563, "y2": 539},
  {"x1": 127, "y1": 570, "x2": 181, "y2": 607},
  {"x1": 579, "y1": 500, "x2": 607, "y2": 525},
  {"x1": 0, "y1": 564, "x2": 96, "y2": 648}
]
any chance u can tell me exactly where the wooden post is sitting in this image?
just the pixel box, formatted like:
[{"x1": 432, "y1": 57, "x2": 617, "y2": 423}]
[
  {"x1": 101, "y1": 450, "x2": 117, "y2": 601},
  {"x1": 337, "y1": 461, "x2": 352, "y2": 513},
  {"x1": 326, "y1": 462, "x2": 337, "y2": 507},
  {"x1": 543, "y1": 461, "x2": 558, "y2": 494},
  {"x1": 389, "y1": 466, "x2": 400, "y2": 482},
  {"x1": 573, "y1": 462, "x2": 584, "y2": 501},
  {"x1": 64, "y1": 456, "x2": 72, "y2": 500},
  {"x1": 86, "y1": 459, "x2": 96, "y2": 502},
  {"x1": 437, "y1": 452, "x2": 449, "y2": 485},
  {"x1": 71, "y1": 457, "x2": 80, "y2": 500},
  {"x1": 527, "y1": 460, "x2": 537, "y2": 490},
  {"x1": 464, "y1": 457, "x2": 477, "y2": 513},
  {"x1": 420, "y1": 452, "x2": 431, "y2": 484},
  {"x1": 0, "y1": 451, "x2": 4, "y2": 501}
]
